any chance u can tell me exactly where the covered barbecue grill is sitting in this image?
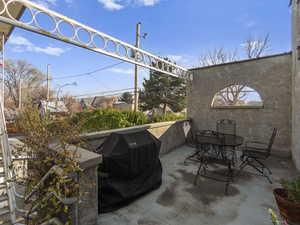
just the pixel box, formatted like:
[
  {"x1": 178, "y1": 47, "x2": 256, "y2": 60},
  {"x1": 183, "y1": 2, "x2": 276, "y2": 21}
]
[{"x1": 97, "y1": 129, "x2": 162, "y2": 213}]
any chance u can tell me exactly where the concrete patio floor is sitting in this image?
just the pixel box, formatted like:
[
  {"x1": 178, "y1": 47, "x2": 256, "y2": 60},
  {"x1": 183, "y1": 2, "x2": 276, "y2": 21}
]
[{"x1": 98, "y1": 145, "x2": 299, "y2": 225}]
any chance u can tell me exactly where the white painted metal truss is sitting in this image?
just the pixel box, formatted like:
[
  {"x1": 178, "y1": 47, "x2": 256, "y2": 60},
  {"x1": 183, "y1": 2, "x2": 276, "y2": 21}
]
[{"x1": 0, "y1": 0, "x2": 191, "y2": 79}]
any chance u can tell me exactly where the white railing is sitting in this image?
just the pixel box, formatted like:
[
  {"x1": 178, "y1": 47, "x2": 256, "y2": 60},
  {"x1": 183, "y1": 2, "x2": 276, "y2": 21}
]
[
  {"x1": 0, "y1": 0, "x2": 191, "y2": 79},
  {"x1": 0, "y1": 101, "x2": 17, "y2": 223}
]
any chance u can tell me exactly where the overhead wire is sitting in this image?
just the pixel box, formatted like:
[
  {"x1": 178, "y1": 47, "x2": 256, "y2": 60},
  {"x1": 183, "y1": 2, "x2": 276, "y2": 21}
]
[
  {"x1": 74, "y1": 88, "x2": 135, "y2": 98},
  {"x1": 44, "y1": 62, "x2": 125, "y2": 81}
]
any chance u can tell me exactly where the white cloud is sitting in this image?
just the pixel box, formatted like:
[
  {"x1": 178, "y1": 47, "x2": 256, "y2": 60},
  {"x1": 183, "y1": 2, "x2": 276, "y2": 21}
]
[
  {"x1": 167, "y1": 55, "x2": 183, "y2": 62},
  {"x1": 8, "y1": 35, "x2": 32, "y2": 46},
  {"x1": 135, "y1": 0, "x2": 160, "y2": 6},
  {"x1": 237, "y1": 14, "x2": 256, "y2": 29},
  {"x1": 31, "y1": 0, "x2": 72, "y2": 8},
  {"x1": 8, "y1": 35, "x2": 66, "y2": 56},
  {"x1": 30, "y1": 46, "x2": 65, "y2": 56},
  {"x1": 31, "y1": 0, "x2": 55, "y2": 9},
  {"x1": 97, "y1": 0, "x2": 160, "y2": 10},
  {"x1": 110, "y1": 68, "x2": 134, "y2": 74},
  {"x1": 97, "y1": 0, "x2": 124, "y2": 10},
  {"x1": 110, "y1": 67, "x2": 148, "y2": 77},
  {"x1": 166, "y1": 54, "x2": 197, "y2": 68},
  {"x1": 245, "y1": 21, "x2": 256, "y2": 28}
]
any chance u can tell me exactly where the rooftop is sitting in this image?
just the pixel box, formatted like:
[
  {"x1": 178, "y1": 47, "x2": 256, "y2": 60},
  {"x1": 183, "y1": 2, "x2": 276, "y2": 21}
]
[{"x1": 99, "y1": 145, "x2": 298, "y2": 225}]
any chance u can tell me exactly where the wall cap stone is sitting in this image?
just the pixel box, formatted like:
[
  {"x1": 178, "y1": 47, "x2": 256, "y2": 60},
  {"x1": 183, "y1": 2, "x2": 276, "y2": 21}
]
[
  {"x1": 48, "y1": 143, "x2": 102, "y2": 170},
  {"x1": 190, "y1": 52, "x2": 292, "y2": 71},
  {"x1": 211, "y1": 106, "x2": 264, "y2": 109},
  {"x1": 79, "y1": 119, "x2": 191, "y2": 141}
]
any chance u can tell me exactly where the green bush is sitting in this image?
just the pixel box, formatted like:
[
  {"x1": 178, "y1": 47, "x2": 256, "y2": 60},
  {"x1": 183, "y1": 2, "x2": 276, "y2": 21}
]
[
  {"x1": 150, "y1": 113, "x2": 186, "y2": 123},
  {"x1": 70, "y1": 108, "x2": 148, "y2": 132},
  {"x1": 70, "y1": 108, "x2": 186, "y2": 133}
]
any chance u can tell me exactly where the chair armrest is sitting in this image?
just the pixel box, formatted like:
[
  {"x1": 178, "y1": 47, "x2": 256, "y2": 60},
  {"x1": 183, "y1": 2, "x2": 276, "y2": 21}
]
[
  {"x1": 246, "y1": 141, "x2": 267, "y2": 147},
  {"x1": 245, "y1": 141, "x2": 268, "y2": 152}
]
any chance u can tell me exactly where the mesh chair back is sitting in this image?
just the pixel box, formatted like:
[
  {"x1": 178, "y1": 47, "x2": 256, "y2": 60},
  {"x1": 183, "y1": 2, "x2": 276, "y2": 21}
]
[
  {"x1": 267, "y1": 128, "x2": 277, "y2": 155},
  {"x1": 196, "y1": 130, "x2": 221, "y2": 148},
  {"x1": 216, "y1": 119, "x2": 236, "y2": 135}
]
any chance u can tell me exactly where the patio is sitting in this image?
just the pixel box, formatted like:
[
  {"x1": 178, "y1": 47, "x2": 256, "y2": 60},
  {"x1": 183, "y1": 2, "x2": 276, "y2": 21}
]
[
  {"x1": 99, "y1": 145, "x2": 299, "y2": 225},
  {"x1": 0, "y1": 0, "x2": 298, "y2": 224}
]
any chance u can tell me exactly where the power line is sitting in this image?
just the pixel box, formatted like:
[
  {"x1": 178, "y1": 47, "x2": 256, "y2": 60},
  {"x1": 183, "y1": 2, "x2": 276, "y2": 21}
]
[
  {"x1": 85, "y1": 91, "x2": 135, "y2": 98},
  {"x1": 73, "y1": 86, "x2": 186, "y2": 99},
  {"x1": 74, "y1": 88, "x2": 135, "y2": 98},
  {"x1": 45, "y1": 62, "x2": 124, "y2": 81}
]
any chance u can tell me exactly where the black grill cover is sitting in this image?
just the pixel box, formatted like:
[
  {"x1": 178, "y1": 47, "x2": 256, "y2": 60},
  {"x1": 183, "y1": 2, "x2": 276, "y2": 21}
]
[{"x1": 97, "y1": 129, "x2": 162, "y2": 213}]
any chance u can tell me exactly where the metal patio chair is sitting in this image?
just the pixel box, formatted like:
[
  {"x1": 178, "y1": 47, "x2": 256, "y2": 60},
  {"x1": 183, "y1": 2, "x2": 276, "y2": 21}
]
[
  {"x1": 184, "y1": 130, "x2": 220, "y2": 164},
  {"x1": 216, "y1": 119, "x2": 237, "y2": 162},
  {"x1": 216, "y1": 119, "x2": 236, "y2": 135},
  {"x1": 193, "y1": 130, "x2": 234, "y2": 195},
  {"x1": 239, "y1": 128, "x2": 277, "y2": 184}
]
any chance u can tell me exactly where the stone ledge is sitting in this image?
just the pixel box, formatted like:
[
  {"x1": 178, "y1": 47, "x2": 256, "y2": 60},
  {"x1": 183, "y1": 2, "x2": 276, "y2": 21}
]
[
  {"x1": 68, "y1": 145, "x2": 102, "y2": 169},
  {"x1": 79, "y1": 119, "x2": 191, "y2": 141}
]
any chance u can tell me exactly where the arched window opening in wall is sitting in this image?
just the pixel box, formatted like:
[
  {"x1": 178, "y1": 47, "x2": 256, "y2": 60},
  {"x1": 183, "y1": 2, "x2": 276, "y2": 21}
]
[{"x1": 211, "y1": 85, "x2": 263, "y2": 108}]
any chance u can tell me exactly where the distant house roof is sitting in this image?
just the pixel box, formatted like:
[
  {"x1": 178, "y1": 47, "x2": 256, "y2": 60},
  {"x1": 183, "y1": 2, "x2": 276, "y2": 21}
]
[
  {"x1": 92, "y1": 96, "x2": 117, "y2": 108},
  {"x1": 79, "y1": 96, "x2": 118, "y2": 109},
  {"x1": 113, "y1": 101, "x2": 133, "y2": 110},
  {"x1": 80, "y1": 97, "x2": 95, "y2": 109},
  {"x1": 39, "y1": 100, "x2": 68, "y2": 114}
]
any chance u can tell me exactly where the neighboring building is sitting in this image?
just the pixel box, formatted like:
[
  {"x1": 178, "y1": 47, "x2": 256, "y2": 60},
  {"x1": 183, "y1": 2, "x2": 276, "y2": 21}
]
[
  {"x1": 80, "y1": 97, "x2": 95, "y2": 110},
  {"x1": 92, "y1": 96, "x2": 117, "y2": 108},
  {"x1": 38, "y1": 100, "x2": 68, "y2": 116},
  {"x1": 113, "y1": 101, "x2": 133, "y2": 110},
  {"x1": 79, "y1": 96, "x2": 118, "y2": 110}
]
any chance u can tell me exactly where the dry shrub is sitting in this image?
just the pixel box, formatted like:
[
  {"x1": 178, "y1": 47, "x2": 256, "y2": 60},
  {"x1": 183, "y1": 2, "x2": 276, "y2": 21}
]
[{"x1": 16, "y1": 106, "x2": 83, "y2": 225}]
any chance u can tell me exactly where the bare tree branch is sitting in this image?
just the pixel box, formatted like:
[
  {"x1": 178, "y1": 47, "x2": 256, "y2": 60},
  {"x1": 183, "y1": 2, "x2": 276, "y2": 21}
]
[
  {"x1": 4, "y1": 59, "x2": 48, "y2": 108},
  {"x1": 199, "y1": 47, "x2": 238, "y2": 67},
  {"x1": 243, "y1": 33, "x2": 271, "y2": 59}
]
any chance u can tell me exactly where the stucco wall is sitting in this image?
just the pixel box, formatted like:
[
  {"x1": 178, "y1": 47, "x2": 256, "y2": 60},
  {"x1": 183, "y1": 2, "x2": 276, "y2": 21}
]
[
  {"x1": 79, "y1": 119, "x2": 191, "y2": 155},
  {"x1": 188, "y1": 53, "x2": 292, "y2": 156}
]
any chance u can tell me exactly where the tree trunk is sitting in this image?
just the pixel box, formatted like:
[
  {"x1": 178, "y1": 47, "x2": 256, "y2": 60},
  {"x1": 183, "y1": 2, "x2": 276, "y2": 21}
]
[{"x1": 163, "y1": 104, "x2": 167, "y2": 116}]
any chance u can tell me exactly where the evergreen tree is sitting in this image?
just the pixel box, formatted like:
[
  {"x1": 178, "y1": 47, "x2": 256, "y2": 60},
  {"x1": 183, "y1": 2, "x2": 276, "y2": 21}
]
[
  {"x1": 139, "y1": 59, "x2": 186, "y2": 114},
  {"x1": 120, "y1": 92, "x2": 133, "y2": 104}
]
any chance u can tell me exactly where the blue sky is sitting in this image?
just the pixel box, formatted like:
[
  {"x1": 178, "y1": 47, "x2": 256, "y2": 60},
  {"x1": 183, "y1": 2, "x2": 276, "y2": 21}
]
[{"x1": 5, "y1": 0, "x2": 291, "y2": 97}]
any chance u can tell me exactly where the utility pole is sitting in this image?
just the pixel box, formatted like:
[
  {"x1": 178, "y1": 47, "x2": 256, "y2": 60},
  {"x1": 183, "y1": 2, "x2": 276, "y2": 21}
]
[
  {"x1": 47, "y1": 64, "x2": 51, "y2": 101},
  {"x1": 18, "y1": 78, "x2": 22, "y2": 109},
  {"x1": 133, "y1": 22, "x2": 141, "y2": 112}
]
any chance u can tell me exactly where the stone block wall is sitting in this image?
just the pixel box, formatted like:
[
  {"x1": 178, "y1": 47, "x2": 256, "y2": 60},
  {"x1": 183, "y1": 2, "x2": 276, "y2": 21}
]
[
  {"x1": 188, "y1": 53, "x2": 292, "y2": 156},
  {"x1": 291, "y1": 0, "x2": 300, "y2": 170},
  {"x1": 79, "y1": 119, "x2": 191, "y2": 155}
]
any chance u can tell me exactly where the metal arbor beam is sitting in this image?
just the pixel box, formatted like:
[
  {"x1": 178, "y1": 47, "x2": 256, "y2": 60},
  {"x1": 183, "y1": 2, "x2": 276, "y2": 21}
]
[{"x1": 0, "y1": 0, "x2": 191, "y2": 78}]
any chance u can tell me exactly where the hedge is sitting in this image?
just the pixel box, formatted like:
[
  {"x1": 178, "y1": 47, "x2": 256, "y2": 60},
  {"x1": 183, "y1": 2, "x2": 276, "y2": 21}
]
[{"x1": 70, "y1": 108, "x2": 186, "y2": 133}]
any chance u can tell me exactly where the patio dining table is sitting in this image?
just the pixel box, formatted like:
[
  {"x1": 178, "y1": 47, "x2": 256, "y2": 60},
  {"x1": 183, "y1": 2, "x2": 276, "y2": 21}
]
[
  {"x1": 187, "y1": 130, "x2": 244, "y2": 194},
  {"x1": 195, "y1": 130, "x2": 243, "y2": 148},
  {"x1": 184, "y1": 130, "x2": 244, "y2": 164}
]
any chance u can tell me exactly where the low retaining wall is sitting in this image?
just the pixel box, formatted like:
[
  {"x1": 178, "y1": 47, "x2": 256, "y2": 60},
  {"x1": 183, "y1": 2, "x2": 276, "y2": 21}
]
[{"x1": 79, "y1": 119, "x2": 191, "y2": 155}]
